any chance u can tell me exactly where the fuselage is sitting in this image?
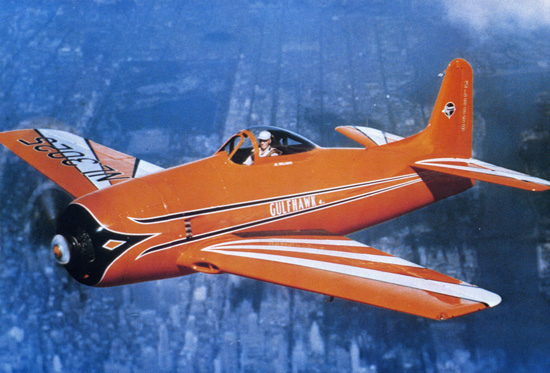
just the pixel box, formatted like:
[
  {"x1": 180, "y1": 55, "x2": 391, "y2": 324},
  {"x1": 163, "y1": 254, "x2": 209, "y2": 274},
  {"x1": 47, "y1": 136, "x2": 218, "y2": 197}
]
[{"x1": 57, "y1": 132, "x2": 473, "y2": 287}]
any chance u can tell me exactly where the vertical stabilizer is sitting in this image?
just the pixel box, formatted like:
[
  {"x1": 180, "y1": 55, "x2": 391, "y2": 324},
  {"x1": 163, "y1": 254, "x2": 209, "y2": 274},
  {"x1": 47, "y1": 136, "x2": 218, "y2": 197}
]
[
  {"x1": 412, "y1": 59, "x2": 550, "y2": 192},
  {"x1": 423, "y1": 58, "x2": 473, "y2": 158}
]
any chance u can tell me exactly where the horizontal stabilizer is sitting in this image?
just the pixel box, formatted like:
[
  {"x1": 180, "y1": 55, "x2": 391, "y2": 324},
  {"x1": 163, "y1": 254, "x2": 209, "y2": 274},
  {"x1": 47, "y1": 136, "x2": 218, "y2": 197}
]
[
  {"x1": 414, "y1": 158, "x2": 550, "y2": 192},
  {"x1": 336, "y1": 126, "x2": 403, "y2": 148},
  {"x1": 178, "y1": 233, "x2": 501, "y2": 319},
  {"x1": 0, "y1": 129, "x2": 163, "y2": 198}
]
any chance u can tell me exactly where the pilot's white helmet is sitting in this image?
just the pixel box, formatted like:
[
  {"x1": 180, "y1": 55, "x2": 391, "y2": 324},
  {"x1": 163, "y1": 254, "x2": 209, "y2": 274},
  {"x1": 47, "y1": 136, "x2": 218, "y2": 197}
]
[{"x1": 258, "y1": 130, "x2": 272, "y2": 141}]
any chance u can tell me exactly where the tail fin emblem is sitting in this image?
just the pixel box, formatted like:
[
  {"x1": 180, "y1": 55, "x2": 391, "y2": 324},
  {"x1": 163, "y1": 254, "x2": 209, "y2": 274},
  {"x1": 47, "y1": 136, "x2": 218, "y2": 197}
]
[{"x1": 443, "y1": 102, "x2": 456, "y2": 118}]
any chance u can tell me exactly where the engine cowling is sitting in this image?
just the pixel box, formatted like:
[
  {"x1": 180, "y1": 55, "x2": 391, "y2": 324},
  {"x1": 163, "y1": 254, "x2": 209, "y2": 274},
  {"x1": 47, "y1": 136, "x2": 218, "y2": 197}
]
[{"x1": 52, "y1": 203, "x2": 150, "y2": 286}]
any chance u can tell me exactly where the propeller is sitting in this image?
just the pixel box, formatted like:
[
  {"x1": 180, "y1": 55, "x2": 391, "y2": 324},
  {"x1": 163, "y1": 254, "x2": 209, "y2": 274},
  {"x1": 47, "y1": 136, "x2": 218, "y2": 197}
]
[{"x1": 25, "y1": 182, "x2": 73, "y2": 244}]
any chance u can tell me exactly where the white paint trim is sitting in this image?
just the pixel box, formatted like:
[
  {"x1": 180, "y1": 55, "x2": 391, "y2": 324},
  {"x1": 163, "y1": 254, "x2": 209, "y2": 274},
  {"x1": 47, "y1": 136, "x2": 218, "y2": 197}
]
[
  {"x1": 205, "y1": 247, "x2": 501, "y2": 307},
  {"x1": 40, "y1": 129, "x2": 112, "y2": 190},
  {"x1": 217, "y1": 238, "x2": 366, "y2": 247},
  {"x1": 416, "y1": 158, "x2": 550, "y2": 186},
  {"x1": 354, "y1": 126, "x2": 404, "y2": 145},
  {"x1": 206, "y1": 243, "x2": 422, "y2": 268}
]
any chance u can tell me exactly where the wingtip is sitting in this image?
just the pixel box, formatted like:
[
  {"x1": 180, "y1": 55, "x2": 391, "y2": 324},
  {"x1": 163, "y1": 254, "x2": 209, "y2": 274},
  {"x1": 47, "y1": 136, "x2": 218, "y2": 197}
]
[
  {"x1": 531, "y1": 183, "x2": 550, "y2": 192},
  {"x1": 484, "y1": 290, "x2": 502, "y2": 308},
  {"x1": 433, "y1": 288, "x2": 501, "y2": 320}
]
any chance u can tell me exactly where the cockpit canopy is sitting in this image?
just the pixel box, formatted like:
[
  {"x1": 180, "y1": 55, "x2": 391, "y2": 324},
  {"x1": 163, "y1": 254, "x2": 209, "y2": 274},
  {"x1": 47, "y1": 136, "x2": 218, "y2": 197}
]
[{"x1": 218, "y1": 126, "x2": 318, "y2": 165}]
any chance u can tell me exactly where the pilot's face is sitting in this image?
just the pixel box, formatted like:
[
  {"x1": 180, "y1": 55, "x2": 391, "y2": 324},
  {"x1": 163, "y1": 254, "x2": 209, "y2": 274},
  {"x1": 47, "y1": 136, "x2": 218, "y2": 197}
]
[{"x1": 259, "y1": 138, "x2": 270, "y2": 150}]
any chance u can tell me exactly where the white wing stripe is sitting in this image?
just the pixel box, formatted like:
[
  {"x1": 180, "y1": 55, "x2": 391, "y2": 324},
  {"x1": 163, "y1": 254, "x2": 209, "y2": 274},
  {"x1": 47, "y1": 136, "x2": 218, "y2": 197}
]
[
  {"x1": 416, "y1": 158, "x2": 550, "y2": 186},
  {"x1": 39, "y1": 129, "x2": 163, "y2": 189},
  {"x1": 217, "y1": 238, "x2": 366, "y2": 247},
  {"x1": 40, "y1": 129, "x2": 111, "y2": 190},
  {"x1": 134, "y1": 160, "x2": 164, "y2": 177},
  {"x1": 206, "y1": 247, "x2": 502, "y2": 306},
  {"x1": 204, "y1": 244, "x2": 422, "y2": 268}
]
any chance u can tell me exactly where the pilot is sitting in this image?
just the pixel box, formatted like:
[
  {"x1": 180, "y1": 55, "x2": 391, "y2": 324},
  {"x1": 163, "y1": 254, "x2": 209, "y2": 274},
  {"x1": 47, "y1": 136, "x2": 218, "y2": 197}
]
[{"x1": 244, "y1": 130, "x2": 280, "y2": 165}]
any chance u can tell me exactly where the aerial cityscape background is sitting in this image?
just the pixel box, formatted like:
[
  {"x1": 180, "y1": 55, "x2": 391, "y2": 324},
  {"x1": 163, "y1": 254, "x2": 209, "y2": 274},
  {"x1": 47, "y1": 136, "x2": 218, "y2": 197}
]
[{"x1": 0, "y1": 1, "x2": 549, "y2": 372}]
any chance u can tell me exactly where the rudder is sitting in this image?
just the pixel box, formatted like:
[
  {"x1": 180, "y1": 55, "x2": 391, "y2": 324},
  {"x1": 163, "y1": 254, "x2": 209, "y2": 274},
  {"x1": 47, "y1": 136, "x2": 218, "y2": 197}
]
[{"x1": 424, "y1": 58, "x2": 473, "y2": 158}]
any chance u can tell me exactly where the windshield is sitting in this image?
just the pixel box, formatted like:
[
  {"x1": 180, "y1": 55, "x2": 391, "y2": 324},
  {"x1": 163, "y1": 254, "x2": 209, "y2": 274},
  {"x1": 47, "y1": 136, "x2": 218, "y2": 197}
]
[
  {"x1": 217, "y1": 126, "x2": 318, "y2": 165},
  {"x1": 247, "y1": 126, "x2": 317, "y2": 155}
]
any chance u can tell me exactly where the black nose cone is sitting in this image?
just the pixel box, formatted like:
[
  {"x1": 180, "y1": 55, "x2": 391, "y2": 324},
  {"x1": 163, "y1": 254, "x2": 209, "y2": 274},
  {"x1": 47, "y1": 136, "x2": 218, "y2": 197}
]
[{"x1": 55, "y1": 203, "x2": 150, "y2": 286}]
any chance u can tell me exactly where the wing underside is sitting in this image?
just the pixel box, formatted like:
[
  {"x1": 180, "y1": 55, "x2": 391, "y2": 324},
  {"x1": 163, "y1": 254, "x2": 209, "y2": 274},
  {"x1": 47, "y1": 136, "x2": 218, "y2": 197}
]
[
  {"x1": 178, "y1": 232, "x2": 500, "y2": 320},
  {"x1": 0, "y1": 129, "x2": 163, "y2": 198}
]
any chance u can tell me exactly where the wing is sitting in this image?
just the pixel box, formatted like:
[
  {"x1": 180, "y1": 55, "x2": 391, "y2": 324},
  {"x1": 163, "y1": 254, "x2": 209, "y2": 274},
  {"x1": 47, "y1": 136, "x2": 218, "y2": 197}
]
[
  {"x1": 177, "y1": 232, "x2": 501, "y2": 320},
  {"x1": 414, "y1": 157, "x2": 550, "y2": 192},
  {"x1": 0, "y1": 129, "x2": 163, "y2": 198}
]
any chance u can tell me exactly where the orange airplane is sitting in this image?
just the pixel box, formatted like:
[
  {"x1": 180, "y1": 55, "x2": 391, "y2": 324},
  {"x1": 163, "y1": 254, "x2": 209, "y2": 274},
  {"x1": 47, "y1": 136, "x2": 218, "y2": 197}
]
[{"x1": 1, "y1": 59, "x2": 548, "y2": 320}]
